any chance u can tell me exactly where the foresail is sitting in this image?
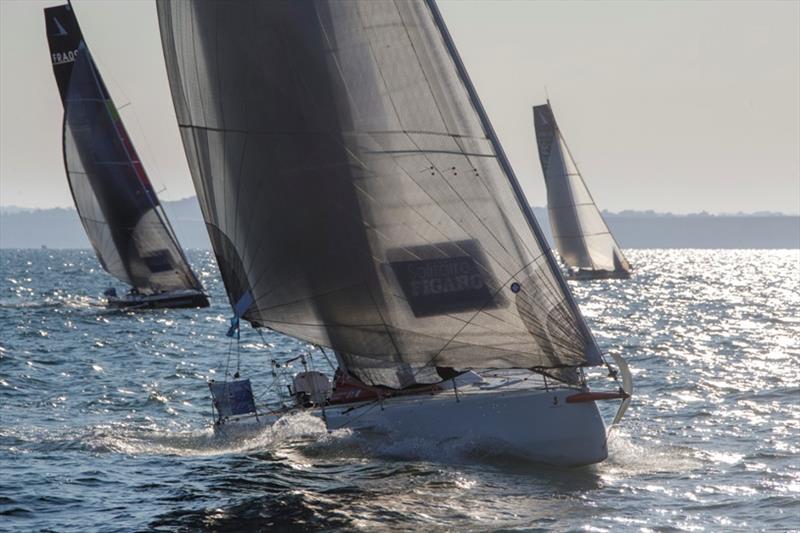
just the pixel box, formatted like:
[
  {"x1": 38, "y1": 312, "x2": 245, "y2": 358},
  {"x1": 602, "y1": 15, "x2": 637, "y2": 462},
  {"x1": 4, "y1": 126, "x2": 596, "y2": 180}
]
[
  {"x1": 46, "y1": 4, "x2": 203, "y2": 294},
  {"x1": 533, "y1": 103, "x2": 631, "y2": 273},
  {"x1": 158, "y1": 0, "x2": 600, "y2": 387}
]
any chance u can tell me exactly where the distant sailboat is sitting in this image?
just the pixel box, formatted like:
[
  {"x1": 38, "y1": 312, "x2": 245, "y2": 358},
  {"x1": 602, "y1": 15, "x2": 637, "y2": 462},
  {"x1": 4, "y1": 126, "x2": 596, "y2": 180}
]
[
  {"x1": 44, "y1": 4, "x2": 209, "y2": 309},
  {"x1": 158, "y1": 0, "x2": 631, "y2": 466},
  {"x1": 533, "y1": 102, "x2": 632, "y2": 280}
]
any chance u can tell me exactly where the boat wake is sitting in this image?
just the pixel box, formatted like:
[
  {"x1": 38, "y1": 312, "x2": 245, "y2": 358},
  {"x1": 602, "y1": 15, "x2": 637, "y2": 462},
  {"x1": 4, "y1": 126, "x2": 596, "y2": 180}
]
[
  {"x1": 59, "y1": 412, "x2": 605, "y2": 470},
  {"x1": 603, "y1": 428, "x2": 703, "y2": 475},
  {"x1": 0, "y1": 294, "x2": 101, "y2": 310},
  {"x1": 84, "y1": 412, "x2": 337, "y2": 457},
  {"x1": 301, "y1": 425, "x2": 596, "y2": 470}
]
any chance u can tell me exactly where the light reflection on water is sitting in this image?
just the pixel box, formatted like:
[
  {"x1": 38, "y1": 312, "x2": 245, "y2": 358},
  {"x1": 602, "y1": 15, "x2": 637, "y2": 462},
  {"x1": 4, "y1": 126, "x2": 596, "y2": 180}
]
[{"x1": 0, "y1": 249, "x2": 798, "y2": 531}]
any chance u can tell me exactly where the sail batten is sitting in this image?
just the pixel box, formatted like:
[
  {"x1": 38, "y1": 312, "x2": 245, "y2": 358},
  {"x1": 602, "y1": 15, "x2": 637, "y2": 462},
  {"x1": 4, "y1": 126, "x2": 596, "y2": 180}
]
[
  {"x1": 46, "y1": 3, "x2": 203, "y2": 295},
  {"x1": 159, "y1": 0, "x2": 600, "y2": 388},
  {"x1": 533, "y1": 102, "x2": 632, "y2": 275}
]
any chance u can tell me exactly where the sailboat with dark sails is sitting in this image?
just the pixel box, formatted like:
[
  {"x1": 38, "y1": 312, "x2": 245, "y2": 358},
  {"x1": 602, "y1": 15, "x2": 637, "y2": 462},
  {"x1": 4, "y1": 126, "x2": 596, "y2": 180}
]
[
  {"x1": 158, "y1": 0, "x2": 631, "y2": 466},
  {"x1": 44, "y1": 3, "x2": 209, "y2": 309},
  {"x1": 534, "y1": 101, "x2": 633, "y2": 280}
]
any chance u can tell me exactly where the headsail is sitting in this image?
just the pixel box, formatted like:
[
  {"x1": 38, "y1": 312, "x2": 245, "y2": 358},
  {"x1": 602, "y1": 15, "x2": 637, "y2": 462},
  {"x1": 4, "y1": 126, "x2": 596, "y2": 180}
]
[
  {"x1": 45, "y1": 3, "x2": 203, "y2": 295},
  {"x1": 158, "y1": 0, "x2": 601, "y2": 387},
  {"x1": 533, "y1": 102, "x2": 631, "y2": 274}
]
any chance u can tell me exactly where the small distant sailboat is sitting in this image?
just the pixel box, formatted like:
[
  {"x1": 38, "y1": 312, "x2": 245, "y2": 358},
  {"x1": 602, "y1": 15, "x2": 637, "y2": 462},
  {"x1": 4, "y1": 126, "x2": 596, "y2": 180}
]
[
  {"x1": 158, "y1": 0, "x2": 631, "y2": 466},
  {"x1": 44, "y1": 4, "x2": 209, "y2": 309},
  {"x1": 533, "y1": 102, "x2": 632, "y2": 280}
]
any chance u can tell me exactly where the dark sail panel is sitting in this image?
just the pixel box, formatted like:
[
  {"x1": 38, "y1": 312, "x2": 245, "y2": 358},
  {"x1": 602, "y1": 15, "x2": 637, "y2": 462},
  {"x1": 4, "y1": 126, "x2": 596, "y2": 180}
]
[
  {"x1": 45, "y1": 4, "x2": 203, "y2": 294},
  {"x1": 158, "y1": 0, "x2": 599, "y2": 387}
]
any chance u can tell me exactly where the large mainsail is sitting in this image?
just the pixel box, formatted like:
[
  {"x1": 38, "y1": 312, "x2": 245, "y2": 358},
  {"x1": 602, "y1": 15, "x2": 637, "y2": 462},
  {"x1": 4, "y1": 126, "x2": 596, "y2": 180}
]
[
  {"x1": 45, "y1": 3, "x2": 203, "y2": 295},
  {"x1": 533, "y1": 102, "x2": 631, "y2": 275},
  {"x1": 158, "y1": 0, "x2": 602, "y2": 387}
]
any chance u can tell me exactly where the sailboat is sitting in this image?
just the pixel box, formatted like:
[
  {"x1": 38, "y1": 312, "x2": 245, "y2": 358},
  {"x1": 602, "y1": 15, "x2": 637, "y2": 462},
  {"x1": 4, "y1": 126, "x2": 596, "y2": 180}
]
[
  {"x1": 158, "y1": 0, "x2": 632, "y2": 466},
  {"x1": 533, "y1": 102, "x2": 633, "y2": 280},
  {"x1": 44, "y1": 3, "x2": 209, "y2": 309}
]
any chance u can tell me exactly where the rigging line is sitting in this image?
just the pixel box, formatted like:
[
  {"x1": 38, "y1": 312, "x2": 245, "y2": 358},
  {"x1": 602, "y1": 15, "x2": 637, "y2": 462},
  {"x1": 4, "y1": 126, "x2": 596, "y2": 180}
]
[
  {"x1": 230, "y1": 5, "x2": 262, "y2": 290},
  {"x1": 216, "y1": 66, "x2": 496, "y2": 304},
  {"x1": 230, "y1": 3, "x2": 380, "y2": 290},
  {"x1": 378, "y1": 2, "x2": 523, "y2": 267},
  {"x1": 176, "y1": 124, "x2": 491, "y2": 140},
  {"x1": 410, "y1": 257, "x2": 539, "y2": 379},
  {"x1": 451, "y1": 134, "x2": 543, "y2": 266},
  {"x1": 318, "y1": 346, "x2": 336, "y2": 371},
  {"x1": 236, "y1": 331, "x2": 241, "y2": 377},
  {"x1": 552, "y1": 131, "x2": 598, "y2": 272},
  {"x1": 427, "y1": 0, "x2": 601, "y2": 365},
  {"x1": 342, "y1": 148, "x2": 474, "y2": 260},
  {"x1": 78, "y1": 49, "x2": 138, "y2": 285},
  {"x1": 184, "y1": 3, "x2": 244, "y2": 285},
  {"x1": 253, "y1": 331, "x2": 293, "y2": 407},
  {"x1": 549, "y1": 104, "x2": 627, "y2": 267},
  {"x1": 365, "y1": 129, "x2": 490, "y2": 141},
  {"x1": 223, "y1": 141, "x2": 367, "y2": 301},
  {"x1": 124, "y1": 96, "x2": 167, "y2": 195},
  {"x1": 549, "y1": 201, "x2": 604, "y2": 209},
  {"x1": 237, "y1": 139, "x2": 456, "y2": 307},
  {"x1": 394, "y1": 2, "x2": 541, "y2": 269},
  {"x1": 553, "y1": 230, "x2": 616, "y2": 239},
  {"x1": 402, "y1": 132, "x2": 522, "y2": 271},
  {"x1": 364, "y1": 6, "x2": 544, "y2": 283},
  {"x1": 253, "y1": 304, "x2": 584, "y2": 362},
  {"x1": 83, "y1": 47, "x2": 194, "y2": 286},
  {"x1": 326, "y1": 398, "x2": 384, "y2": 431},
  {"x1": 250, "y1": 316, "x2": 385, "y2": 330},
  {"x1": 228, "y1": 16, "x2": 468, "y2": 303},
  {"x1": 85, "y1": 51, "x2": 155, "y2": 210},
  {"x1": 210, "y1": 4, "x2": 236, "y2": 288},
  {"x1": 164, "y1": 6, "x2": 221, "y2": 291},
  {"x1": 223, "y1": 333, "x2": 233, "y2": 379},
  {"x1": 351, "y1": 2, "x2": 504, "y2": 263},
  {"x1": 364, "y1": 143, "x2": 524, "y2": 299},
  {"x1": 364, "y1": 148, "x2": 495, "y2": 158}
]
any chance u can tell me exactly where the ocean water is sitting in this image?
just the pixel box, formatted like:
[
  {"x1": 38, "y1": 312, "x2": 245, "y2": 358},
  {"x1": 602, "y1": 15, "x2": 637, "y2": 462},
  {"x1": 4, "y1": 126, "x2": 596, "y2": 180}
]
[{"x1": 1, "y1": 248, "x2": 798, "y2": 532}]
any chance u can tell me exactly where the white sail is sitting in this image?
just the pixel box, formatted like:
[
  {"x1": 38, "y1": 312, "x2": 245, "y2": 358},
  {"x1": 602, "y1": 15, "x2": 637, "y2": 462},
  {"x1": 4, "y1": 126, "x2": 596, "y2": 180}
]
[{"x1": 533, "y1": 103, "x2": 631, "y2": 276}]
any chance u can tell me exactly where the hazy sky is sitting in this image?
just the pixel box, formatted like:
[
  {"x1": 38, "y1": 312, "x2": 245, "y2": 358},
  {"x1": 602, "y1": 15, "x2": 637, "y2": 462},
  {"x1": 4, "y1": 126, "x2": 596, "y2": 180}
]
[{"x1": 1, "y1": 0, "x2": 798, "y2": 214}]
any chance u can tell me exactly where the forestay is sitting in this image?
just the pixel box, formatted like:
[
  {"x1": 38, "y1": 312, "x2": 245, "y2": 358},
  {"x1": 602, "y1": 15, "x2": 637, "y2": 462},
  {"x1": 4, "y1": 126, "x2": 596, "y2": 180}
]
[
  {"x1": 533, "y1": 102, "x2": 631, "y2": 274},
  {"x1": 158, "y1": 0, "x2": 601, "y2": 387},
  {"x1": 45, "y1": 4, "x2": 203, "y2": 294}
]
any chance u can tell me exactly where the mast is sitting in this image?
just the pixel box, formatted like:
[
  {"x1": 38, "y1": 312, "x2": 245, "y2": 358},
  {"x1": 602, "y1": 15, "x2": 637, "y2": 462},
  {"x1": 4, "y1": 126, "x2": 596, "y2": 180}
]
[{"x1": 424, "y1": 0, "x2": 602, "y2": 364}]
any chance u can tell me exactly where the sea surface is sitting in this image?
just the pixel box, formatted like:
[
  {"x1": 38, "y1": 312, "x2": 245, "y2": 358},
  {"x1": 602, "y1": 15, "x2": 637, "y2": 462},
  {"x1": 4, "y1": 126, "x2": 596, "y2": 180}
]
[{"x1": 1, "y1": 249, "x2": 798, "y2": 532}]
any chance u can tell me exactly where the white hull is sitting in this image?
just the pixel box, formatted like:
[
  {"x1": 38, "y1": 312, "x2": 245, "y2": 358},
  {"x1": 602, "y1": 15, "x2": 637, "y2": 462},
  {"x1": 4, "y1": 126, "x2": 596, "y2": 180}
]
[
  {"x1": 327, "y1": 387, "x2": 608, "y2": 466},
  {"x1": 215, "y1": 385, "x2": 609, "y2": 467}
]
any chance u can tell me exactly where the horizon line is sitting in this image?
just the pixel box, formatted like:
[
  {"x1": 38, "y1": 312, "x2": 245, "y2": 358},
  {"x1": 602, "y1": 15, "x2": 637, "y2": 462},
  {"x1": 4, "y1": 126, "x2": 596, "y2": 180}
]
[{"x1": 1, "y1": 198, "x2": 798, "y2": 218}]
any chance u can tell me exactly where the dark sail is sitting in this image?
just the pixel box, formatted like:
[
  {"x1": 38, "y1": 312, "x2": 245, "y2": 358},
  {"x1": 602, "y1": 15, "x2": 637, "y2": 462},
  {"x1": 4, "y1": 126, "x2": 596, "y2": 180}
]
[
  {"x1": 45, "y1": 3, "x2": 203, "y2": 294},
  {"x1": 533, "y1": 102, "x2": 631, "y2": 274},
  {"x1": 158, "y1": 0, "x2": 601, "y2": 387}
]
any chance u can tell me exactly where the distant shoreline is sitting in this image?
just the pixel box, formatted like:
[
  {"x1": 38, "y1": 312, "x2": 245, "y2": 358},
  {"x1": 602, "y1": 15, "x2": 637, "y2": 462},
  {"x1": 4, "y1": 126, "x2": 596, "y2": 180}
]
[{"x1": 1, "y1": 198, "x2": 798, "y2": 250}]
